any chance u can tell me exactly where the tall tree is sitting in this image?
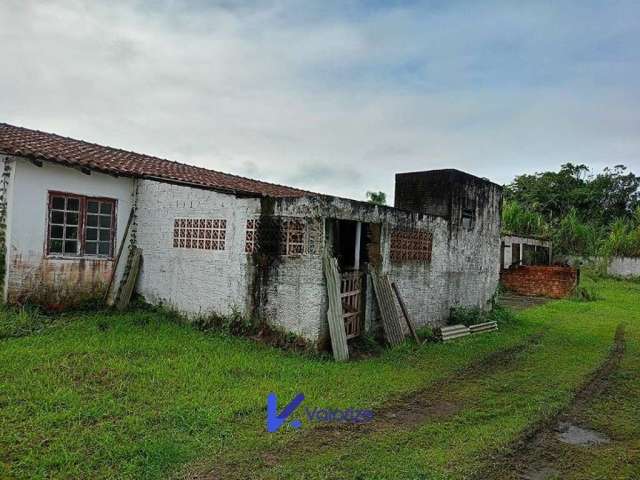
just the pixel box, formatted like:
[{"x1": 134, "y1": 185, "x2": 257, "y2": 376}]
[
  {"x1": 503, "y1": 163, "x2": 640, "y2": 256},
  {"x1": 505, "y1": 163, "x2": 639, "y2": 226},
  {"x1": 366, "y1": 191, "x2": 387, "y2": 206}
]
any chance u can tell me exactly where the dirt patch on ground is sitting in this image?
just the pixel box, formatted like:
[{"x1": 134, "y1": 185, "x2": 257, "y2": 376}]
[
  {"x1": 499, "y1": 293, "x2": 552, "y2": 311},
  {"x1": 476, "y1": 323, "x2": 626, "y2": 480},
  {"x1": 190, "y1": 334, "x2": 544, "y2": 480}
]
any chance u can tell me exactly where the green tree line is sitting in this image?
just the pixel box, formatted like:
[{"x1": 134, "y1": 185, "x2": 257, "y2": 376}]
[{"x1": 503, "y1": 163, "x2": 640, "y2": 257}]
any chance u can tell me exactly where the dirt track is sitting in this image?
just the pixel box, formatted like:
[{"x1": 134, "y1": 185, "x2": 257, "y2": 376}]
[
  {"x1": 191, "y1": 334, "x2": 545, "y2": 480},
  {"x1": 474, "y1": 323, "x2": 626, "y2": 480}
]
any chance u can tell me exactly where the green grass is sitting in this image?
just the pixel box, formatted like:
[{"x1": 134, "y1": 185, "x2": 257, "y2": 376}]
[
  {"x1": 1, "y1": 276, "x2": 639, "y2": 479},
  {"x1": 253, "y1": 276, "x2": 640, "y2": 480}
]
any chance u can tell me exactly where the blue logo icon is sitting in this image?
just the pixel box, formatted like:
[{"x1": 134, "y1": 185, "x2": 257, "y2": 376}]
[
  {"x1": 266, "y1": 392, "x2": 305, "y2": 432},
  {"x1": 266, "y1": 392, "x2": 375, "y2": 432}
]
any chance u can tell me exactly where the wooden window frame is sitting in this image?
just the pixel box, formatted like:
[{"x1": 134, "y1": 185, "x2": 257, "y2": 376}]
[{"x1": 46, "y1": 191, "x2": 117, "y2": 259}]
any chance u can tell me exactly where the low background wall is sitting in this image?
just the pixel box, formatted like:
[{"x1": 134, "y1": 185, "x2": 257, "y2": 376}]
[
  {"x1": 554, "y1": 255, "x2": 640, "y2": 279},
  {"x1": 500, "y1": 265, "x2": 578, "y2": 298},
  {"x1": 607, "y1": 256, "x2": 640, "y2": 278}
]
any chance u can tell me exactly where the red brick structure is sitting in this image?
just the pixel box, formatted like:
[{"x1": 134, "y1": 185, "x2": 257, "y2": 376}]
[{"x1": 500, "y1": 265, "x2": 578, "y2": 299}]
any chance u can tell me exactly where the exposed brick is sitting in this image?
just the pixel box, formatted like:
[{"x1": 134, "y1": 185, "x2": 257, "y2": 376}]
[{"x1": 500, "y1": 265, "x2": 577, "y2": 298}]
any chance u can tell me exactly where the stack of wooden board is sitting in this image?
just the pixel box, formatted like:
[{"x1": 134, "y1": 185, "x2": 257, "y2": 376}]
[
  {"x1": 469, "y1": 321, "x2": 498, "y2": 334},
  {"x1": 438, "y1": 324, "x2": 470, "y2": 342}
]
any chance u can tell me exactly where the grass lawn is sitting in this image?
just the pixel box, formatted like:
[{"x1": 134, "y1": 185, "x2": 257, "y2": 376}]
[{"x1": 0, "y1": 275, "x2": 638, "y2": 479}]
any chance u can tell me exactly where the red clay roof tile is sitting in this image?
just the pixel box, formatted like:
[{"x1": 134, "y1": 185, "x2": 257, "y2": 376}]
[{"x1": 0, "y1": 123, "x2": 307, "y2": 197}]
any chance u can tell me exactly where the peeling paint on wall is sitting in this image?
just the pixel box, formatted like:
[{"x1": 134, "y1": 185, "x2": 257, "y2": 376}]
[
  {"x1": 4, "y1": 159, "x2": 502, "y2": 345},
  {"x1": 7, "y1": 254, "x2": 112, "y2": 308},
  {"x1": 4, "y1": 158, "x2": 135, "y2": 309}
]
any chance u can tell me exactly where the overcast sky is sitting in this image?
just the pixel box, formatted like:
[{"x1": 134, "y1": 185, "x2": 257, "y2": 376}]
[{"x1": 2, "y1": 1, "x2": 639, "y2": 201}]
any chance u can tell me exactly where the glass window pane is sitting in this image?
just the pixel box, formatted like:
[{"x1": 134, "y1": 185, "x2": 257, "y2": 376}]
[
  {"x1": 67, "y1": 198, "x2": 80, "y2": 211},
  {"x1": 51, "y1": 197, "x2": 65, "y2": 209},
  {"x1": 98, "y1": 242, "x2": 110, "y2": 255},
  {"x1": 50, "y1": 225, "x2": 64, "y2": 239},
  {"x1": 85, "y1": 242, "x2": 97, "y2": 255},
  {"x1": 50, "y1": 239, "x2": 63, "y2": 253},
  {"x1": 87, "y1": 214, "x2": 98, "y2": 227},
  {"x1": 65, "y1": 227, "x2": 78, "y2": 240},
  {"x1": 99, "y1": 229, "x2": 110, "y2": 241},
  {"x1": 99, "y1": 202, "x2": 112, "y2": 214},
  {"x1": 86, "y1": 228, "x2": 98, "y2": 240},
  {"x1": 51, "y1": 211, "x2": 65, "y2": 224},
  {"x1": 87, "y1": 201, "x2": 99, "y2": 213},
  {"x1": 66, "y1": 212, "x2": 78, "y2": 225},
  {"x1": 99, "y1": 215, "x2": 111, "y2": 228},
  {"x1": 64, "y1": 241, "x2": 78, "y2": 254}
]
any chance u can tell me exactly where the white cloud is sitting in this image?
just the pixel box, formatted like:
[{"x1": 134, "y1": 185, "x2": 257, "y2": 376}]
[{"x1": 1, "y1": 0, "x2": 639, "y2": 201}]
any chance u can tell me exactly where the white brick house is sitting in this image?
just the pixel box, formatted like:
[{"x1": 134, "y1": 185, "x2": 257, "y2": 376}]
[{"x1": 0, "y1": 123, "x2": 502, "y2": 347}]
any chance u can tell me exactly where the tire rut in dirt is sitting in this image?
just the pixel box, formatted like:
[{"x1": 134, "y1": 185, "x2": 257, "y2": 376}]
[
  {"x1": 474, "y1": 323, "x2": 626, "y2": 480},
  {"x1": 192, "y1": 333, "x2": 544, "y2": 480}
]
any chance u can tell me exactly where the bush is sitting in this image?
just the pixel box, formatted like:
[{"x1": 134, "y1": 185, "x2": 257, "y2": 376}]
[
  {"x1": 489, "y1": 304, "x2": 518, "y2": 325},
  {"x1": 449, "y1": 305, "x2": 516, "y2": 327},
  {"x1": 502, "y1": 200, "x2": 550, "y2": 237},
  {"x1": 0, "y1": 305, "x2": 53, "y2": 339},
  {"x1": 599, "y1": 215, "x2": 640, "y2": 258},
  {"x1": 415, "y1": 325, "x2": 437, "y2": 342},
  {"x1": 193, "y1": 307, "x2": 256, "y2": 336},
  {"x1": 553, "y1": 208, "x2": 601, "y2": 256},
  {"x1": 350, "y1": 332, "x2": 385, "y2": 355},
  {"x1": 449, "y1": 306, "x2": 483, "y2": 326},
  {"x1": 572, "y1": 285, "x2": 599, "y2": 302}
]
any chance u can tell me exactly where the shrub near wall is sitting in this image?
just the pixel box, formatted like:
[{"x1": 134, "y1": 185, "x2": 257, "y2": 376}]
[{"x1": 500, "y1": 265, "x2": 578, "y2": 298}]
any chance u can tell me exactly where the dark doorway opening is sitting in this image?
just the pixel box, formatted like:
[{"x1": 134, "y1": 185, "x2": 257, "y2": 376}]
[
  {"x1": 325, "y1": 219, "x2": 382, "y2": 341},
  {"x1": 330, "y1": 219, "x2": 373, "y2": 271}
]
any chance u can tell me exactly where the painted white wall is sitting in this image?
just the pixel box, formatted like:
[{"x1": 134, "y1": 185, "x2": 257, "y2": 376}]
[
  {"x1": 5, "y1": 157, "x2": 135, "y2": 302},
  {"x1": 135, "y1": 179, "x2": 261, "y2": 318},
  {"x1": 501, "y1": 235, "x2": 552, "y2": 270},
  {"x1": 2, "y1": 157, "x2": 502, "y2": 343}
]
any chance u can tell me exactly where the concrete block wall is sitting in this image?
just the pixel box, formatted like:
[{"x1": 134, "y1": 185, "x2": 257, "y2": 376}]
[
  {"x1": 135, "y1": 179, "x2": 261, "y2": 319},
  {"x1": 385, "y1": 217, "x2": 452, "y2": 328},
  {"x1": 392, "y1": 169, "x2": 502, "y2": 324},
  {"x1": 500, "y1": 265, "x2": 577, "y2": 298},
  {"x1": 254, "y1": 254, "x2": 326, "y2": 341},
  {"x1": 134, "y1": 183, "x2": 329, "y2": 342},
  {"x1": 274, "y1": 192, "x2": 502, "y2": 335},
  {"x1": 266, "y1": 199, "x2": 328, "y2": 342},
  {"x1": 0, "y1": 159, "x2": 503, "y2": 345},
  {"x1": 444, "y1": 200, "x2": 502, "y2": 312},
  {"x1": 607, "y1": 257, "x2": 640, "y2": 278},
  {"x1": 385, "y1": 215, "x2": 500, "y2": 329}
]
